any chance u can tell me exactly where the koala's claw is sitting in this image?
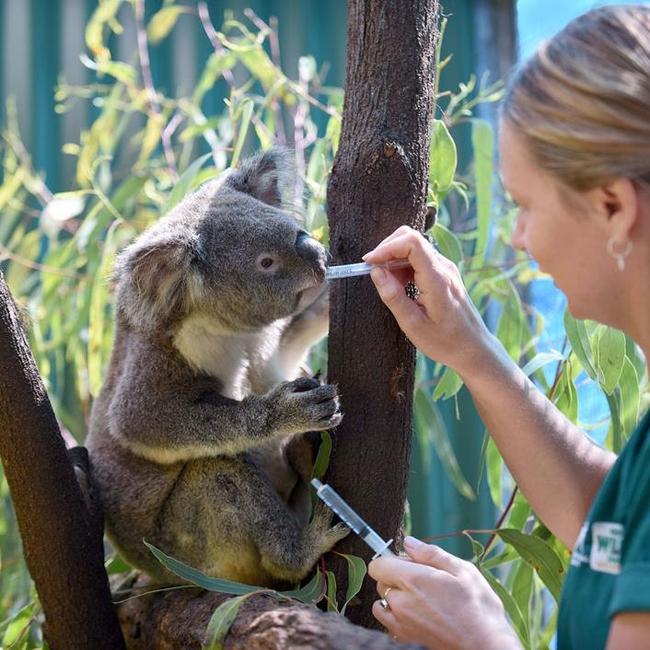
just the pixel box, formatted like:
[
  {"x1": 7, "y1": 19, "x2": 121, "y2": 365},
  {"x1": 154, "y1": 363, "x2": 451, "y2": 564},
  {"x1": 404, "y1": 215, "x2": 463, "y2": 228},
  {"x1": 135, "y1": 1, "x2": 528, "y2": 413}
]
[
  {"x1": 268, "y1": 379, "x2": 342, "y2": 435},
  {"x1": 308, "y1": 502, "x2": 351, "y2": 553}
]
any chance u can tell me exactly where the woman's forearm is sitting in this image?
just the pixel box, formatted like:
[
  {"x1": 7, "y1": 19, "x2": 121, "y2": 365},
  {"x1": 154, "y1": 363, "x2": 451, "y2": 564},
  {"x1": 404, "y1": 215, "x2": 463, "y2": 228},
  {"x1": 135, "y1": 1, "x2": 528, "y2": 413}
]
[{"x1": 460, "y1": 333, "x2": 615, "y2": 547}]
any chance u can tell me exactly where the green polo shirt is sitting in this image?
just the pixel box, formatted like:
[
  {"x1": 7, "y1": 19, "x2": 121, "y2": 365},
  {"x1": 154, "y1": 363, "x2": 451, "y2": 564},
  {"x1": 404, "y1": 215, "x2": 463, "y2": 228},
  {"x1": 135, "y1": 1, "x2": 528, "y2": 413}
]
[{"x1": 557, "y1": 409, "x2": 650, "y2": 648}]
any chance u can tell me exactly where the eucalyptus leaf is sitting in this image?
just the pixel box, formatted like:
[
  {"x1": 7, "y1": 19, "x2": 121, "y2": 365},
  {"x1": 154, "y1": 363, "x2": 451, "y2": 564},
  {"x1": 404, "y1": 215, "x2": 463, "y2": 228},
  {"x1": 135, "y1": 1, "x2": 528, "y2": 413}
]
[
  {"x1": 203, "y1": 593, "x2": 252, "y2": 650},
  {"x1": 145, "y1": 542, "x2": 323, "y2": 604},
  {"x1": 429, "y1": 119, "x2": 457, "y2": 203},
  {"x1": 414, "y1": 389, "x2": 475, "y2": 499},
  {"x1": 594, "y1": 326, "x2": 626, "y2": 395},
  {"x1": 147, "y1": 6, "x2": 190, "y2": 44},
  {"x1": 163, "y1": 153, "x2": 212, "y2": 215},
  {"x1": 480, "y1": 569, "x2": 530, "y2": 649},
  {"x1": 470, "y1": 118, "x2": 494, "y2": 261},
  {"x1": 497, "y1": 529, "x2": 565, "y2": 603},
  {"x1": 432, "y1": 222, "x2": 463, "y2": 265},
  {"x1": 336, "y1": 553, "x2": 367, "y2": 615},
  {"x1": 563, "y1": 311, "x2": 598, "y2": 380},
  {"x1": 432, "y1": 366, "x2": 463, "y2": 401}
]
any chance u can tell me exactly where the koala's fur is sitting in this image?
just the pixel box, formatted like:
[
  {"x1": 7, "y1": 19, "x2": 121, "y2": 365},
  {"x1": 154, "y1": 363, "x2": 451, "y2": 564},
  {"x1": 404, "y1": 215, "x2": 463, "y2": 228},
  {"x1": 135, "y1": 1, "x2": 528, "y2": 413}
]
[{"x1": 86, "y1": 149, "x2": 347, "y2": 587}]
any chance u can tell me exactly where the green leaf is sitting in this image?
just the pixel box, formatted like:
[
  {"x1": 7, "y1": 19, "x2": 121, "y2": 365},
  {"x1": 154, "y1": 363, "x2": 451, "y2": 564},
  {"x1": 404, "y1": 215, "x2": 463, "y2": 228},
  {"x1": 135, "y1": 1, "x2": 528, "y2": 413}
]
[
  {"x1": 230, "y1": 99, "x2": 255, "y2": 168},
  {"x1": 280, "y1": 569, "x2": 325, "y2": 604},
  {"x1": 414, "y1": 389, "x2": 475, "y2": 499},
  {"x1": 486, "y1": 436, "x2": 503, "y2": 508},
  {"x1": 337, "y1": 553, "x2": 367, "y2": 615},
  {"x1": 203, "y1": 593, "x2": 252, "y2": 650},
  {"x1": 480, "y1": 569, "x2": 530, "y2": 649},
  {"x1": 496, "y1": 529, "x2": 565, "y2": 603},
  {"x1": 553, "y1": 362, "x2": 578, "y2": 423},
  {"x1": 432, "y1": 366, "x2": 463, "y2": 401},
  {"x1": 619, "y1": 356, "x2": 640, "y2": 436},
  {"x1": 563, "y1": 311, "x2": 598, "y2": 380},
  {"x1": 147, "y1": 6, "x2": 190, "y2": 44},
  {"x1": 432, "y1": 222, "x2": 463, "y2": 265},
  {"x1": 163, "y1": 153, "x2": 212, "y2": 215},
  {"x1": 2, "y1": 602, "x2": 33, "y2": 647},
  {"x1": 312, "y1": 431, "x2": 332, "y2": 480},
  {"x1": 145, "y1": 542, "x2": 323, "y2": 604},
  {"x1": 470, "y1": 118, "x2": 494, "y2": 260},
  {"x1": 521, "y1": 351, "x2": 565, "y2": 378},
  {"x1": 325, "y1": 570, "x2": 338, "y2": 612},
  {"x1": 594, "y1": 325, "x2": 626, "y2": 394},
  {"x1": 192, "y1": 52, "x2": 238, "y2": 105},
  {"x1": 88, "y1": 221, "x2": 120, "y2": 397},
  {"x1": 429, "y1": 119, "x2": 457, "y2": 204},
  {"x1": 146, "y1": 542, "x2": 270, "y2": 595}
]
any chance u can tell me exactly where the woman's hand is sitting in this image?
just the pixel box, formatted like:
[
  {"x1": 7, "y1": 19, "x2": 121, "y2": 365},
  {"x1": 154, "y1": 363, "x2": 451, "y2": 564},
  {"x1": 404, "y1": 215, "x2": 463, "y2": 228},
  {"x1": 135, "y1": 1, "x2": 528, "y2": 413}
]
[
  {"x1": 368, "y1": 537, "x2": 521, "y2": 649},
  {"x1": 363, "y1": 226, "x2": 494, "y2": 377}
]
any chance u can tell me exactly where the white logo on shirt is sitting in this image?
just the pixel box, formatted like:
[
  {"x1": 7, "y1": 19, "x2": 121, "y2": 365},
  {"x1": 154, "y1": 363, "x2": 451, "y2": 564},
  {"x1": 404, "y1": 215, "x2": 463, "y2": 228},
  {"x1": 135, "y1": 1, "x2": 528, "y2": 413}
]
[
  {"x1": 589, "y1": 522, "x2": 623, "y2": 575},
  {"x1": 571, "y1": 522, "x2": 589, "y2": 567}
]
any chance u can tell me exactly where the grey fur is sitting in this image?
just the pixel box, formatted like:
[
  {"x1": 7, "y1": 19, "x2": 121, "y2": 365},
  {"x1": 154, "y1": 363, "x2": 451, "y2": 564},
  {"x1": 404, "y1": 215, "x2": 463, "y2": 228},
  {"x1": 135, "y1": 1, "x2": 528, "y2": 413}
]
[{"x1": 86, "y1": 148, "x2": 347, "y2": 587}]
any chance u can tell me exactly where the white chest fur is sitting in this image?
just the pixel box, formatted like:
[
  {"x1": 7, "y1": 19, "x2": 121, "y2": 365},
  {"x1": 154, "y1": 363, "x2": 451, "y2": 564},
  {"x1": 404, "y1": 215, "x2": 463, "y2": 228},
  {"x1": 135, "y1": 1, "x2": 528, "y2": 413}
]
[{"x1": 173, "y1": 313, "x2": 253, "y2": 400}]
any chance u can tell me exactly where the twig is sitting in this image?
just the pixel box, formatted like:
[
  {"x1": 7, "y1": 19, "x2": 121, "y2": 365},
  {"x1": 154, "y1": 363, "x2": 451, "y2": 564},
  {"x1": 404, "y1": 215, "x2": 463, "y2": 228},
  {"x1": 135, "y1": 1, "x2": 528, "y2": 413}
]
[
  {"x1": 134, "y1": 0, "x2": 178, "y2": 180},
  {"x1": 0, "y1": 243, "x2": 82, "y2": 279},
  {"x1": 478, "y1": 487, "x2": 518, "y2": 561}
]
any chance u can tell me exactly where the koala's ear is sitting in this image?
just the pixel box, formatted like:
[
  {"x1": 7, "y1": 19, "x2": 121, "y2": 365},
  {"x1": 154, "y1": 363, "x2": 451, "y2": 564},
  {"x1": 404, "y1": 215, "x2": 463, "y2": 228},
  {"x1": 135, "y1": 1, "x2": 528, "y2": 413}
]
[
  {"x1": 227, "y1": 147, "x2": 294, "y2": 207},
  {"x1": 114, "y1": 233, "x2": 202, "y2": 331}
]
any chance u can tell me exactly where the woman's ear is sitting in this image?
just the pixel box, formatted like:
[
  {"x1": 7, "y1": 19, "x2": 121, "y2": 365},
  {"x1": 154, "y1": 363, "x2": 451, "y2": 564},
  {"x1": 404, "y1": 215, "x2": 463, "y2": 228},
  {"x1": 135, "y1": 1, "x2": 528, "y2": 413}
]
[{"x1": 586, "y1": 178, "x2": 640, "y2": 242}]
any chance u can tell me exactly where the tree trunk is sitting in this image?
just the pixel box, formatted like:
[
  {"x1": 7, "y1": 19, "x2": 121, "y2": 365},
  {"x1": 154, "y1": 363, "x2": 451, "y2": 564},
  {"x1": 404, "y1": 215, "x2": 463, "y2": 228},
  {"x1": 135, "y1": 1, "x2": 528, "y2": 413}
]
[
  {"x1": 117, "y1": 583, "x2": 424, "y2": 649},
  {"x1": 326, "y1": 0, "x2": 440, "y2": 629},
  {"x1": 0, "y1": 272, "x2": 125, "y2": 650}
]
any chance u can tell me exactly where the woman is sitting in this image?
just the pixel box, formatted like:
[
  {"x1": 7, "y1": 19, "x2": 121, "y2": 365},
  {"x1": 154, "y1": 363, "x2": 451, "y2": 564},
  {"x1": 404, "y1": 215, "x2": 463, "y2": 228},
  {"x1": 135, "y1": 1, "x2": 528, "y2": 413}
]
[{"x1": 363, "y1": 5, "x2": 650, "y2": 649}]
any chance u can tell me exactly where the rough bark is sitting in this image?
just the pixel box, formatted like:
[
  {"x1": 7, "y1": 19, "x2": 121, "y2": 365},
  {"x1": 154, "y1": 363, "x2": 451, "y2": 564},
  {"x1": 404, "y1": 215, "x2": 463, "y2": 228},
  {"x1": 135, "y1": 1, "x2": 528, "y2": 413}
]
[
  {"x1": 117, "y1": 584, "x2": 424, "y2": 649},
  {"x1": 0, "y1": 272, "x2": 125, "y2": 650},
  {"x1": 325, "y1": 0, "x2": 440, "y2": 629}
]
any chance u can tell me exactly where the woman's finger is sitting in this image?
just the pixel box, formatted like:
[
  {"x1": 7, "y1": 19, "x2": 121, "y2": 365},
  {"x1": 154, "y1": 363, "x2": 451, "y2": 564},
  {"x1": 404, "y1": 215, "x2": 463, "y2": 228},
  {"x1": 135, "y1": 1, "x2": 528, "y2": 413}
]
[
  {"x1": 363, "y1": 229, "x2": 435, "y2": 271},
  {"x1": 404, "y1": 536, "x2": 469, "y2": 576}
]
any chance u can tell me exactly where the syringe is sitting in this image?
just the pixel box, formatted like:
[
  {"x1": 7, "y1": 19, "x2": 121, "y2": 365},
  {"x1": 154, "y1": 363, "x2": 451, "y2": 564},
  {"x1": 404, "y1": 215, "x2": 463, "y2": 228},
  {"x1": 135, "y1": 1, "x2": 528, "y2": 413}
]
[
  {"x1": 325, "y1": 259, "x2": 412, "y2": 281},
  {"x1": 311, "y1": 478, "x2": 395, "y2": 557}
]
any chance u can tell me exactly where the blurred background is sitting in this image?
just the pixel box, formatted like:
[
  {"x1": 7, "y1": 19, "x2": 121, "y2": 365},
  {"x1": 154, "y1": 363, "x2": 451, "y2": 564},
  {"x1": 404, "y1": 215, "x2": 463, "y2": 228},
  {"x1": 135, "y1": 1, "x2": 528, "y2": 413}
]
[{"x1": 0, "y1": 1, "x2": 647, "y2": 647}]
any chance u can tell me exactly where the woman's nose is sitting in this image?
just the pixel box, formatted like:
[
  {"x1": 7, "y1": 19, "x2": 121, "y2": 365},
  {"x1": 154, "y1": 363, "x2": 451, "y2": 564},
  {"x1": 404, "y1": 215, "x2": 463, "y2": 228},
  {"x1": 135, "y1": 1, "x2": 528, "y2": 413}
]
[{"x1": 510, "y1": 211, "x2": 527, "y2": 251}]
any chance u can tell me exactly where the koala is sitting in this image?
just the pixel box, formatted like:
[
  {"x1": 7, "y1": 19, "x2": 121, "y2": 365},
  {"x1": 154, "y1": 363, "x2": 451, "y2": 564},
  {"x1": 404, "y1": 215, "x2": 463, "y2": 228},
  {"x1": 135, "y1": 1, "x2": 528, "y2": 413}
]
[{"x1": 86, "y1": 149, "x2": 348, "y2": 588}]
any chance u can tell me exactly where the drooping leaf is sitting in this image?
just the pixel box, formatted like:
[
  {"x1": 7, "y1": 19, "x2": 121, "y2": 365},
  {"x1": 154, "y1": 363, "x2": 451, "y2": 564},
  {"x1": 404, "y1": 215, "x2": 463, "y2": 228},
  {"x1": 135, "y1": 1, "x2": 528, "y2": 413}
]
[
  {"x1": 429, "y1": 119, "x2": 457, "y2": 204},
  {"x1": 336, "y1": 553, "x2": 367, "y2": 615},
  {"x1": 163, "y1": 153, "x2": 212, "y2": 215},
  {"x1": 497, "y1": 529, "x2": 565, "y2": 603},
  {"x1": 432, "y1": 366, "x2": 463, "y2": 401},
  {"x1": 414, "y1": 389, "x2": 475, "y2": 499},
  {"x1": 480, "y1": 568, "x2": 530, "y2": 649},
  {"x1": 563, "y1": 311, "x2": 598, "y2": 380},
  {"x1": 470, "y1": 118, "x2": 494, "y2": 260},
  {"x1": 594, "y1": 325, "x2": 626, "y2": 395},
  {"x1": 325, "y1": 570, "x2": 338, "y2": 612},
  {"x1": 147, "y1": 6, "x2": 191, "y2": 44},
  {"x1": 203, "y1": 593, "x2": 252, "y2": 650},
  {"x1": 432, "y1": 222, "x2": 463, "y2": 265}
]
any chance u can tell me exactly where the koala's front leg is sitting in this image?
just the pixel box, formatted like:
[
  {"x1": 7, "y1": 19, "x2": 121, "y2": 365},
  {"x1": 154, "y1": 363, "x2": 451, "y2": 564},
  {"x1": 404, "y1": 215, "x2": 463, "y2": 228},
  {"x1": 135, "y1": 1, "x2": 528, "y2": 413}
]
[
  {"x1": 112, "y1": 375, "x2": 341, "y2": 464},
  {"x1": 275, "y1": 286, "x2": 329, "y2": 380},
  {"x1": 266, "y1": 376, "x2": 341, "y2": 436}
]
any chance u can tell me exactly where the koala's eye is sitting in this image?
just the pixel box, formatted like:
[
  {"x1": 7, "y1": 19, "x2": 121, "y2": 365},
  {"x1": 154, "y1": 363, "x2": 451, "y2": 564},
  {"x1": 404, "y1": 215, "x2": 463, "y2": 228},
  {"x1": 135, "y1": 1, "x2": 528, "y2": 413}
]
[{"x1": 256, "y1": 253, "x2": 281, "y2": 273}]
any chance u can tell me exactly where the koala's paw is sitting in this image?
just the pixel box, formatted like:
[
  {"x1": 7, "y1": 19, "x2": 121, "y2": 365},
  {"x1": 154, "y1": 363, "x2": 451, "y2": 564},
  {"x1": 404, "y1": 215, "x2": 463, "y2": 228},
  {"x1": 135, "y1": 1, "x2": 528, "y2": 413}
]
[
  {"x1": 308, "y1": 501, "x2": 351, "y2": 553},
  {"x1": 268, "y1": 377, "x2": 342, "y2": 435}
]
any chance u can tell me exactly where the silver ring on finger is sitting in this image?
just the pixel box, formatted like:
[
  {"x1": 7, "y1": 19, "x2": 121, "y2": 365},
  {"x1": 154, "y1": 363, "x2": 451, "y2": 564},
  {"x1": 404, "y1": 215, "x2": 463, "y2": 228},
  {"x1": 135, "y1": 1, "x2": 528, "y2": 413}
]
[{"x1": 379, "y1": 587, "x2": 393, "y2": 610}]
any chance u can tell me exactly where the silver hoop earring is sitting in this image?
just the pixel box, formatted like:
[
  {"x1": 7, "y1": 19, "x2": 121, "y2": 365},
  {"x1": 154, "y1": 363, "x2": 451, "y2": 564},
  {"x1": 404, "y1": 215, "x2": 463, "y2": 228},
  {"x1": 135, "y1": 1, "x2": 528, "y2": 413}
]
[{"x1": 606, "y1": 238, "x2": 632, "y2": 272}]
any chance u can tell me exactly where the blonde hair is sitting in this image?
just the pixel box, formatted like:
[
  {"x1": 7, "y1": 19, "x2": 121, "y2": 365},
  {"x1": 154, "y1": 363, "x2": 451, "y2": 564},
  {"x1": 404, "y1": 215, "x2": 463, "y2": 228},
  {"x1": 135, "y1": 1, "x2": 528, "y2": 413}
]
[{"x1": 503, "y1": 5, "x2": 650, "y2": 192}]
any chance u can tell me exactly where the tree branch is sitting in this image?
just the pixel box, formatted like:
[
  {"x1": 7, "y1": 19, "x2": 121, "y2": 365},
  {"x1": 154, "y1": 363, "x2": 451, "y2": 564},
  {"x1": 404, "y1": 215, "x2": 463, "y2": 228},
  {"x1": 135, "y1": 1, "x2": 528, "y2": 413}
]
[{"x1": 0, "y1": 272, "x2": 124, "y2": 649}]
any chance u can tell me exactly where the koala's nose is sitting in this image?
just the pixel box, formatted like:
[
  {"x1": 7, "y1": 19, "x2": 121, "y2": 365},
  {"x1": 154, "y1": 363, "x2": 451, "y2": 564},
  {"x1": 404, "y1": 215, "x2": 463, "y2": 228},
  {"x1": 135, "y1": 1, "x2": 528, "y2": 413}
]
[{"x1": 295, "y1": 230, "x2": 325, "y2": 265}]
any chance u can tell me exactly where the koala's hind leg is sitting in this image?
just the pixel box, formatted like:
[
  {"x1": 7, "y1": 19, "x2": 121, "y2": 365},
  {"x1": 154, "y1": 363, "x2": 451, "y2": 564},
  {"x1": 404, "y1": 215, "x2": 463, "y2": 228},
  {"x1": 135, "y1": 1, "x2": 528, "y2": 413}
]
[
  {"x1": 250, "y1": 486, "x2": 350, "y2": 585},
  {"x1": 156, "y1": 456, "x2": 348, "y2": 586}
]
